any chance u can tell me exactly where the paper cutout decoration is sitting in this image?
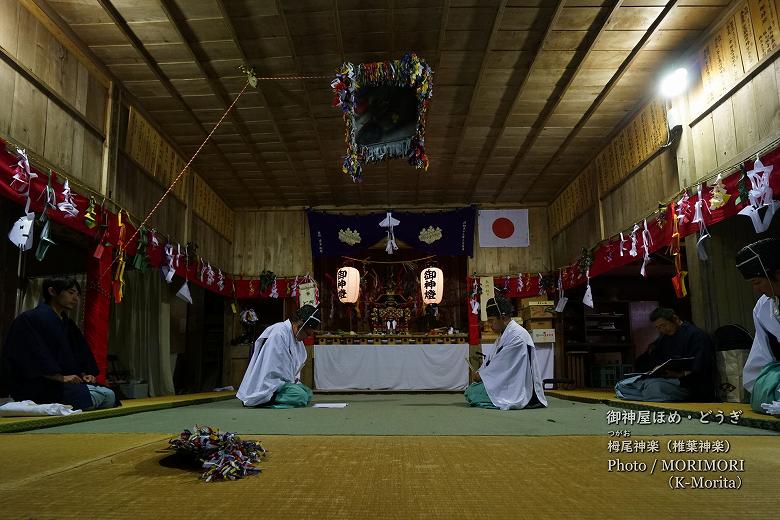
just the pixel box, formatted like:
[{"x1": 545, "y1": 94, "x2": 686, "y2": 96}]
[
  {"x1": 331, "y1": 53, "x2": 433, "y2": 182},
  {"x1": 113, "y1": 254, "x2": 126, "y2": 304},
  {"x1": 737, "y1": 156, "x2": 779, "y2": 233},
  {"x1": 39, "y1": 172, "x2": 56, "y2": 214},
  {"x1": 84, "y1": 198, "x2": 97, "y2": 228},
  {"x1": 555, "y1": 270, "x2": 567, "y2": 312},
  {"x1": 709, "y1": 173, "x2": 730, "y2": 210},
  {"x1": 35, "y1": 219, "x2": 56, "y2": 261},
  {"x1": 629, "y1": 223, "x2": 640, "y2": 257},
  {"x1": 162, "y1": 243, "x2": 178, "y2": 283},
  {"x1": 57, "y1": 179, "x2": 79, "y2": 218},
  {"x1": 692, "y1": 184, "x2": 710, "y2": 261},
  {"x1": 583, "y1": 285, "x2": 594, "y2": 308},
  {"x1": 379, "y1": 211, "x2": 400, "y2": 254},
  {"x1": 8, "y1": 212, "x2": 34, "y2": 250},
  {"x1": 176, "y1": 280, "x2": 193, "y2": 304},
  {"x1": 672, "y1": 270, "x2": 688, "y2": 299},
  {"x1": 9, "y1": 148, "x2": 35, "y2": 194}
]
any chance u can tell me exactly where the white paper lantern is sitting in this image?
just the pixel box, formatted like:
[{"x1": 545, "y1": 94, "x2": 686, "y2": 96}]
[
  {"x1": 336, "y1": 266, "x2": 360, "y2": 303},
  {"x1": 420, "y1": 267, "x2": 443, "y2": 304}
]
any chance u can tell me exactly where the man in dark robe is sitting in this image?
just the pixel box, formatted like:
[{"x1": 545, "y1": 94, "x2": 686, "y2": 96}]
[
  {"x1": 2, "y1": 277, "x2": 116, "y2": 410},
  {"x1": 615, "y1": 307, "x2": 716, "y2": 402}
]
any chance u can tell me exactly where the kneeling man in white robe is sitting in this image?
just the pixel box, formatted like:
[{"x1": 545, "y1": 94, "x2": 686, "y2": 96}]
[
  {"x1": 465, "y1": 296, "x2": 548, "y2": 410},
  {"x1": 236, "y1": 305, "x2": 320, "y2": 408}
]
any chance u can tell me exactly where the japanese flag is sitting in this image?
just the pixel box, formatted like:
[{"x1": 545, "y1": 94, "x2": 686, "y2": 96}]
[{"x1": 478, "y1": 209, "x2": 529, "y2": 247}]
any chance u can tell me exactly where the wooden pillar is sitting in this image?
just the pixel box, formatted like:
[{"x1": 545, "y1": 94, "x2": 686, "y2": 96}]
[{"x1": 672, "y1": 90, "x2": 717, "y2": 331}]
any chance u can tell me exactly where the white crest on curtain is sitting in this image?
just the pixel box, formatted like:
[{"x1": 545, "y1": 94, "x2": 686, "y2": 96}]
[{"x1": 379, "y1": 211, "x2": 400, "y2": 254}]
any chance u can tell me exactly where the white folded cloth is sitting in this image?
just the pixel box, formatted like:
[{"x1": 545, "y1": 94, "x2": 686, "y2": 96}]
[
  {"x1": 760, "y1": 401, "x2": 780, "y2": 416},
  {"x1": 0, "y1": 400, "x2": 82, "y2": 417}
]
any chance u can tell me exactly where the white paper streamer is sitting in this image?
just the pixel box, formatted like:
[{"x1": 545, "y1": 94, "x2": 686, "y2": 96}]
[
  {"x1": 619, "y1": 232, "x2": 626, "y2": 257},
  {"x1": 57, "y1": 179, "x2": 79, "y2": 218},
  {"x1": 693, "y1": 185, "x2": 710, "y2": 261},
  {"x1": 9, "y1": 148, "x2": 35, "y2": 194},
  {"x1": 583, "y1": 269, "x2": 593, "y2": 308},
  {"x1": 629, "y1": 224, "x2": 640, "y2": 257},
  {"x1": 162, "y1": 243, "x2": 177, "y2": 283},
  {"x1": 640, "y1": 219, "x2": 652, "y2": 277}
]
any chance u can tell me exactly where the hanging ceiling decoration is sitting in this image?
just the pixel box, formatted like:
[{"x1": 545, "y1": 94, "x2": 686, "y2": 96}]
[{"x1": 331, "y1": 52, "x2": 433, "y2": 183}]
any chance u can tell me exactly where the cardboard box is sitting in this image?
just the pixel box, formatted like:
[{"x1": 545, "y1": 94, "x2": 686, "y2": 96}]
[
  {"x1": 522, "y1": 305, "x2": 555, "y2": 320},
  {"x1": 531, "y1": 329, "x2": 556, "y2": 343},
  {"x1": 520, "y1": 297, "x2": 553, "y2": 308},
  {"x1": 525, "y1": 318, "x2": 554, "y2": 330}
]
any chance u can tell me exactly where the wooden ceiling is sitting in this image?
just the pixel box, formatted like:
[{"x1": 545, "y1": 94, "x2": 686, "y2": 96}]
[{"x1": 45, "y1": 0, "x2": 733, "y2": 209}]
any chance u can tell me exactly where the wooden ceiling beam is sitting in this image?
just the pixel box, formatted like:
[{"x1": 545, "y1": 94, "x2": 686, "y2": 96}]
[
  {"x1": 94, "y1": 0, "x2": 261, "y2": 207},
  {"x1": 414, "y1": 0, "x2": 450, "y2": 206},
  {"x1": 461, "y1": 0, "x2": 566, "y2": 201},
  {"x1": 275, "y1": 0, "x2": 345, "y2": 206},
  {"x1": 489, "y1": 0, "x2": 624, "y2": 203},
  {"x1": 518, "y1": 0, "x2": 680, "y2": 203},
  {"x1": 439, "y1": 0, "x2": 509, "y2": 202},
  {"x1": 157, "y1": 0, "x2": 289, "y2": 207},
  {"x1": 214, "y1": 0, "x2": 315, "y2": 207},
  {"x1": 332, "y1": 0, "x2": 365, "y2": 204}
]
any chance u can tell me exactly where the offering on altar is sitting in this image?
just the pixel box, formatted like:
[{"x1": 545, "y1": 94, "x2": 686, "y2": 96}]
[{"x1": 370, "y1": 292, "x2": 412, "y2": 334}]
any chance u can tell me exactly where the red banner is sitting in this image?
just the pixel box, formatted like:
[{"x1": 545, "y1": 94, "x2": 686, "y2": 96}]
[{"x1": 85, "y1": 245, "x2": 113, "y2": 382}]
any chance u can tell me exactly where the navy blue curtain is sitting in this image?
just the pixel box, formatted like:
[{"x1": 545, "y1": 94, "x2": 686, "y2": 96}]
[{"x1": 306, "y1": 207, "x2": 475, "y2": 258}]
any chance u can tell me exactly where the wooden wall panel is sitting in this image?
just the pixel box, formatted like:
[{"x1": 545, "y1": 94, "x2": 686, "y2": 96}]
[
  {"x1": 551, "y1": 206, "x2": 599, "y2": 267},
  {"x1": 192, "y1": 174, "x2": 233, "y2": 241},
  {"x1": 468, "y1": 207, "x2": 550, "y2": 275},
  {"x1": 601, "y1": 149, "x2": 679, "y2": 239},
  {"x1": 191, "y1": 215, "x2": 233, "y2": 273},
  {"x1": 688, "y1": 57, "x2": 780, "y2": 183},
  {"x1": 114, "y1": 154, "x2": 186, "y2": 241},
  {"x1": 548, "y1": 167, "x2": 596, "y2": 236},
  {"x1": 0, "y1": 0, "x2": 107, "y2": 191},
  {"x1": 233, "y1": 211, "x2": 313, "y2": 277}
]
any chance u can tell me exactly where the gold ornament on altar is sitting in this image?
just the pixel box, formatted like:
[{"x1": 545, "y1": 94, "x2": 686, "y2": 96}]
[
  {"x1": 336, "y1": 266, "x2": 360, "y2": 303},
  {"x1": 420, "y1": 267, "x2": 443, "y2": 304},
  {"x1": 418, "y1": 226, "x2": 442, "y2": 244}
]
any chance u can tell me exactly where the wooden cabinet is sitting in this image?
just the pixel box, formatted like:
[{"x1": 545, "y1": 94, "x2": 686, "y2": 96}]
[{"x1": 562, "y1": 300, "x2": 658, "y2": 388}]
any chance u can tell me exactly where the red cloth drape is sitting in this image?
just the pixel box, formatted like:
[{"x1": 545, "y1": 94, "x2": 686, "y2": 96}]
[{"x1": 85, "y1": 245, "x2": 112, "y2": 384}]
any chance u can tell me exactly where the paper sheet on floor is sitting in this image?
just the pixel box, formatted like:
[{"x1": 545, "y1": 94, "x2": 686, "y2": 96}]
[{"x1": 313, "y1": 403, "x2": 348, "y2": 408}]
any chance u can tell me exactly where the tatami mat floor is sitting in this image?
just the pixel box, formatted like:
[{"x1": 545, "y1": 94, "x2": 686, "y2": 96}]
[{"x1": 0, "y1": 433, "x2": 776, "y2": 520}]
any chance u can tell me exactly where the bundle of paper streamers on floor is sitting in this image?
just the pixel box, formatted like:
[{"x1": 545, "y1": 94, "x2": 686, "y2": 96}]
[{"x1": 168, "y1": 425, "x2": 267, "y2": 482}]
